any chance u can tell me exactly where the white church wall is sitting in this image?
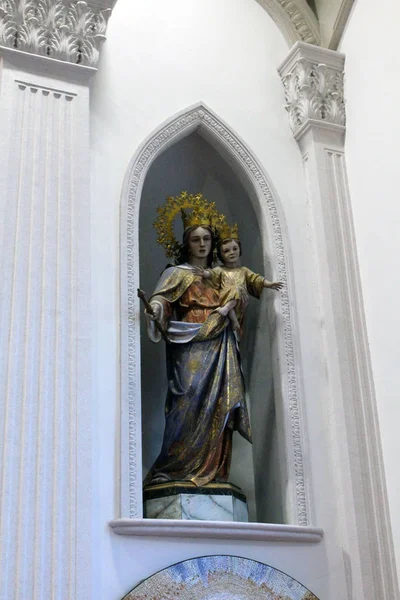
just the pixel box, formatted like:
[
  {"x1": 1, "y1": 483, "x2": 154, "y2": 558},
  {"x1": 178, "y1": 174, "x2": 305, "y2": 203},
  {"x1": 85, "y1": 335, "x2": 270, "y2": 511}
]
[
  {"x1": 90, "y1": 1, "x2": 350, "y2": 599},
  {"x1": 340, "y1": 0, "x2": 400, "y2": 579}
]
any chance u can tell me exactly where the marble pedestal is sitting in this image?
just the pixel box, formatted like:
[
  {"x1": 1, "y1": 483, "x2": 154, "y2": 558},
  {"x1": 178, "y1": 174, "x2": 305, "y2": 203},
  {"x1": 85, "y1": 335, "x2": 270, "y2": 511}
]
[{"x1": 143, "y1": 481, "x2": 249, "y2": 522}]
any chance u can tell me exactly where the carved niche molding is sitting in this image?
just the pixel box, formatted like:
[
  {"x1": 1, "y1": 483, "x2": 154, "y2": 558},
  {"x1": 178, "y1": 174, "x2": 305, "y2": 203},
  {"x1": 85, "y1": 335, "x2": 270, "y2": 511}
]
[
  {"x1": 0, "y1": 0, "x2": 113, "y2": 66},
  {"x1": 120, "y1": 103, "x2": 310, "y2": 526}
]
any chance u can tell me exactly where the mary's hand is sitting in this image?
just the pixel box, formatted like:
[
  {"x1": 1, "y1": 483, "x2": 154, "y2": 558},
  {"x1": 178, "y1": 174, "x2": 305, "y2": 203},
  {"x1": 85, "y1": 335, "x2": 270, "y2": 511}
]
[
  {"x1": 145, "y1": 302, "x2": 162, "y2": 321},
  {"x1": 268, "y1": 281, "x2": 284, "y2": 291},
  {"x1": 190, "y1": 266, "x2": 208, "y2": 278}
]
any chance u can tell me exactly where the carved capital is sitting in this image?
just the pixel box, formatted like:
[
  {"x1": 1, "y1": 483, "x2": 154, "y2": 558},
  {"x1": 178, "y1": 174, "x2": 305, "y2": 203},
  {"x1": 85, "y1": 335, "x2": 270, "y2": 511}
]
[
  {"x1": 0, "y1": 0, "x2": 114, "y2": 67},
  {"x1": 278, "y1": 42, "x2": 345, "y2": 135}
]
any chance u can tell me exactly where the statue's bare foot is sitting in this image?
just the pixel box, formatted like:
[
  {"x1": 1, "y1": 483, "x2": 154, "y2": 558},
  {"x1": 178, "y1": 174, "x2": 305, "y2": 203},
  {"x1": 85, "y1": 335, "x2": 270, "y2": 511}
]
[{"x1": 148, "y1": 473, "x2": 171, "y2": 485}]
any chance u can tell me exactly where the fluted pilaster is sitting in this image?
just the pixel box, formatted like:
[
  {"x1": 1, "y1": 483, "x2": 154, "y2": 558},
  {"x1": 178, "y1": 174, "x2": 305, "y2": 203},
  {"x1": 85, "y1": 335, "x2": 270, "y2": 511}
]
[
  {"x1": 278, "y1": 41, "x2": 399, "y2": 600},
  {"x1": 0, "y1": 6, "x2": 114, "y2": 591}
]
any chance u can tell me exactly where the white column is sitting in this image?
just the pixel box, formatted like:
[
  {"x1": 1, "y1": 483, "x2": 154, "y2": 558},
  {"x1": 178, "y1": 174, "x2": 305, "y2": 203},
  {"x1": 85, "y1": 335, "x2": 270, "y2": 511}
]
[
  {"x1": 0, "y1": 2, "x2": 116, "y2": 598},
  {"x1": 279, "y1": 42, "x2": 399, "y2": 600}
]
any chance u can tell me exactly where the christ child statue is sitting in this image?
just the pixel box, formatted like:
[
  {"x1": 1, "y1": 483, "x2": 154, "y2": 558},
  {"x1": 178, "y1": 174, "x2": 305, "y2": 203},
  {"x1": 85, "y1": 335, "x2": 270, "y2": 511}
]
[{"x1": 194, "y1": 228, "x2": 283, "y2": 332}]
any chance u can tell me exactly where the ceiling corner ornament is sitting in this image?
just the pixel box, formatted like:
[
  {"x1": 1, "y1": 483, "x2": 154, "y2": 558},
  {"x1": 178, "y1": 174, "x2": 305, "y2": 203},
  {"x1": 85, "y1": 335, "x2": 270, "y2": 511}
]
[
  {"x1": 281, "y1": 56, "x2": 345, "y2": 134},
  {"x1": 256, "y1": 0, "x2": 321, "y2": 47},
  {"x1": 0, "y1": 0, "x2": 112, "y2": 66}
]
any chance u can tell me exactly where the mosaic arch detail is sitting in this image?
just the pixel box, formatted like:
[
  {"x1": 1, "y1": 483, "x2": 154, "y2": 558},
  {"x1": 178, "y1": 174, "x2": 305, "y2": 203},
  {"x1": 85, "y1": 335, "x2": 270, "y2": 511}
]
[{"x1": 122, "y1": 555, "x2": 319, "y2": 599}]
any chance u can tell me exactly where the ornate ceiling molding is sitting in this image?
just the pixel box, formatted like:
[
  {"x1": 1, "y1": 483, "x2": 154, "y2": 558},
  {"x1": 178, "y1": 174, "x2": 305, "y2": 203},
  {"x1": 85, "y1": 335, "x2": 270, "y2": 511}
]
[
  {"x1": 278, "y1": 42, "x2": 345, "y2": 135},
  {"x1": 328, "y1": 0, "x2": 355, "y2": 50},
  {"x1": 255, "y1": 0, "x2": 321, "y2": 46},
  {"x1": 0, "y1": 0, "x2": 114, "y2": 66}
]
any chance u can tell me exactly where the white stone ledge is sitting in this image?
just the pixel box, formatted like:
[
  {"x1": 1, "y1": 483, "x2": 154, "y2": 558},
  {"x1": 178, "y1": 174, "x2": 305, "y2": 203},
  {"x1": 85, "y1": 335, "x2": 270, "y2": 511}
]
[
  {"x1": 0, "y1": 46, "x2": 97, "y2": 83},
  {"x1": 293, "y1": 118, "x2": 346, "y2": 141},
  {"x1": 109, "y1": 519, "x2": 324, "y2": 543},
  {"x1": 277, "y1": 40, "x2": 346, "y2": 75}
]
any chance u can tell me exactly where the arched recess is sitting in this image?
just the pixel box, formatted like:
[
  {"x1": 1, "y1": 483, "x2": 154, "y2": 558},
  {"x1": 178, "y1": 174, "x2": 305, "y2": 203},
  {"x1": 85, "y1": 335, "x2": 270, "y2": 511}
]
[{"x1": 120, "y1": 103, "x2": 310, "y2": 526}]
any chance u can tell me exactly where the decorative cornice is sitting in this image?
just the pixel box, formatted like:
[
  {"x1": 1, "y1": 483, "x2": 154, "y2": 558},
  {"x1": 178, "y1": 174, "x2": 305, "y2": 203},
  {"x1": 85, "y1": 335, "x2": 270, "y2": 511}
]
[
  {"x1": 256, "y1": 0, "x2": 320, "y2": 47},
  {"x1": 109, "y1": 519, "x2": 324, "y2": 542},
  {"x1": 0, "y1": 0, "x2": 112, "y2": 67},
  {"x1": 278, "y1": 42, "x2": 345, "y2": 135}
]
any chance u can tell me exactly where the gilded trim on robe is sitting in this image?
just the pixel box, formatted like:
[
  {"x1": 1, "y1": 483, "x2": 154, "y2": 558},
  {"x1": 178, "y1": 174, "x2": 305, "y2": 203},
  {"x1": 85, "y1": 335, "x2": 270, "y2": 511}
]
[
  {"x1": 144, "y1": 265, "x2": 252, "y2": 488},
  {"x1": 150, "y1": 266, "x2": 198, "y2": 304}
]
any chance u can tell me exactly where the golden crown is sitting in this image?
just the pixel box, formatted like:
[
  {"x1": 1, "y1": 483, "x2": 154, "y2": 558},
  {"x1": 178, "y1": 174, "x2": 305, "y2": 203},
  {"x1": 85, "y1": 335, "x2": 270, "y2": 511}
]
[
  {"x1": 154, "y1": 191, "x2": 224, "y2": 260},
  {"x1": 181, "y1": 207, "x2": 213, "y2": 229},
  {"x1": 218, "y1": 222, "x2": 240, "y2": 242}
]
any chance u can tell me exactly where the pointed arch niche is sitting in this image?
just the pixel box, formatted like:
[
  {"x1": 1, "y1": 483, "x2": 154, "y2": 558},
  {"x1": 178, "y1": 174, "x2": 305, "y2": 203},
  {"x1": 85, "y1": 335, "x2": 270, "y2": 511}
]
[{"x1": 118, "y1": 104, "x2": 311, "y2": 531}]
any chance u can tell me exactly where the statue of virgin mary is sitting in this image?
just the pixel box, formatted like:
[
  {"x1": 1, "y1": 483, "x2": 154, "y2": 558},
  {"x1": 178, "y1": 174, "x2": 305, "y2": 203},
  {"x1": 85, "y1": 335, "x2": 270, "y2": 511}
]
[{"x1": 143, "y1": 192, "x2": 252, "y2": 488}]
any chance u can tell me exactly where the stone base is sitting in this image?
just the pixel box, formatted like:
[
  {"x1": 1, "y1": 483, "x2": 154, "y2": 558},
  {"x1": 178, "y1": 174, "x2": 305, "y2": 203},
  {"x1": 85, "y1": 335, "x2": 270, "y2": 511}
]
[{"x1": 143, "y1": 481, "x2": 249, "y2": 522}]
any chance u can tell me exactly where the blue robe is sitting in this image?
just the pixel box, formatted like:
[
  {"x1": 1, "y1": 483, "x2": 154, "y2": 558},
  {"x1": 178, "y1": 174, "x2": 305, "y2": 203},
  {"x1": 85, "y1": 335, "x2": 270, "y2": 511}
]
[{"x1": 144, "y1": 266, "x2": 251, "y2": 487}]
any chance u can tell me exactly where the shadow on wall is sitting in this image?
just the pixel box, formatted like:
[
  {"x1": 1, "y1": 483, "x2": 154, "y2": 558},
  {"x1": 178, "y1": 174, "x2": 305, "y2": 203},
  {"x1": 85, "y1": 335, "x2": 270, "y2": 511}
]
[{"x1": 139, "y1": 131, "x2": 283, "y2": 523}]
